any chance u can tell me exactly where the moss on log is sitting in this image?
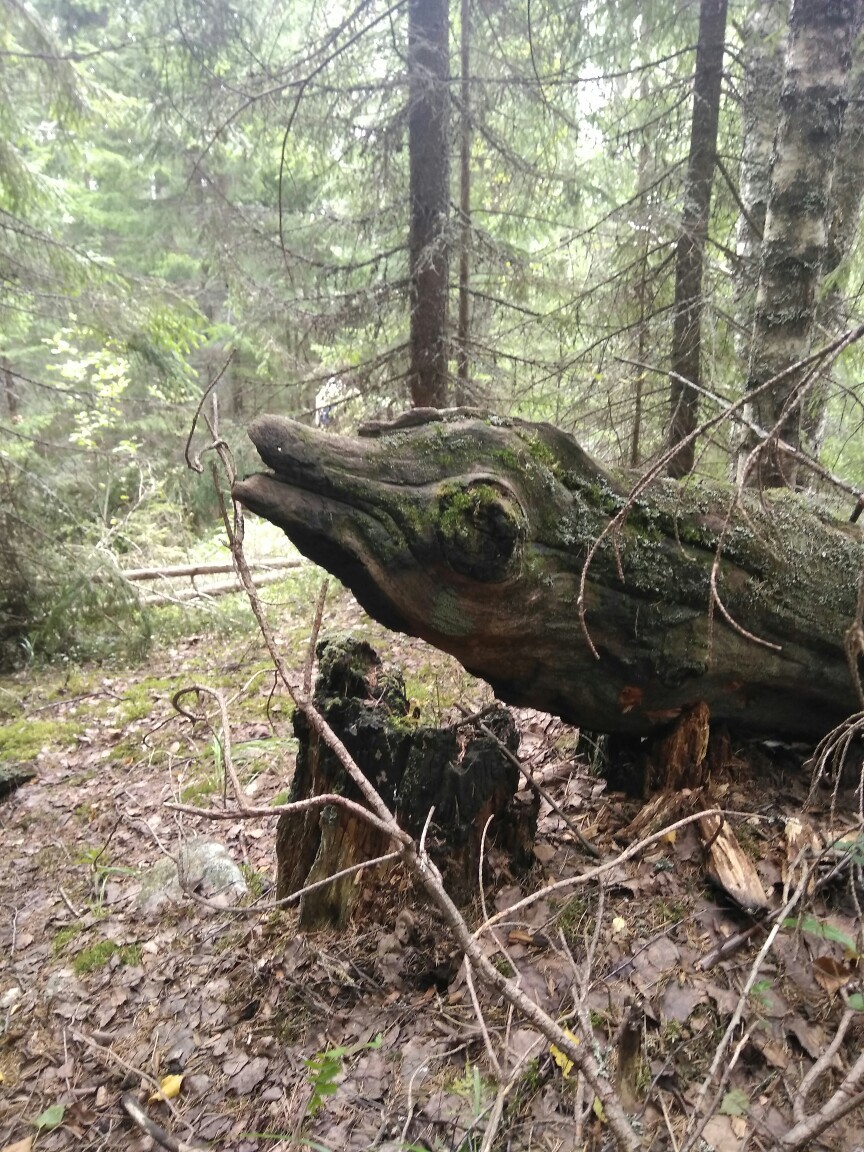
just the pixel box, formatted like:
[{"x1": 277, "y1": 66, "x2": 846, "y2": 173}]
[{"x1": 234, "y1": 409, "x2": 864, "y2": 742}]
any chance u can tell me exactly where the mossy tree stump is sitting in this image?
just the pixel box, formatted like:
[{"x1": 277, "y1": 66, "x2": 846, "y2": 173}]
[{"x1": 277, "y1": 635, "x2": 535, "y2": 928}]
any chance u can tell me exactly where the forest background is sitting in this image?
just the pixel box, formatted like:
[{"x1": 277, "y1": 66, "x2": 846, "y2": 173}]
[{"x1": 3, "y1": 0, "x2": 864, "y2": 670}]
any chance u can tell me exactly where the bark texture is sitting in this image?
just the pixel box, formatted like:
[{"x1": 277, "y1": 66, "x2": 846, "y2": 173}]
[
  {"x1": 667, "y1": 0, "x2": 728, "y2": 478},
  {"x1": 234, "y1": 409, "x2": 864, "y2": 743},
  {"x1": 804, "y1": 28, "x2": 864, "y2": 451},
  {"x1": 739, "y1": 0, "x2": 860, "y2": 486},
  {"x1": 276, "y1": 634, "x2": 533, "y2": 924},
  {"x1": 455, "y1": 0, "x2": 471, "y2": 405},
  {"x1": 408, "y1": 0, "x2": 451, "y2": 409},
  {"x1": 735, "y1": 0, "x2": 788, "y2": 357}
]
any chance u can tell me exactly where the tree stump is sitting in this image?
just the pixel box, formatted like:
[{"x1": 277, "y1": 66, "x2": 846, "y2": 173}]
[{"x1": 276, "y1": 634, "x2": 536, "y2": 928}]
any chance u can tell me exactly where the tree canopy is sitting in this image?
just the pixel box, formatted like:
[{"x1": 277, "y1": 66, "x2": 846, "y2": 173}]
[{"x1": 4, "y1": 0, "x2": 864, "y2": 664}]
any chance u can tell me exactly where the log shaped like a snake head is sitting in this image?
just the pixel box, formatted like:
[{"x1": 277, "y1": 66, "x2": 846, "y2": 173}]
[
  {"x1": 233, "y1": 408, "x2": 862, "y2": 738},
  {"x1": 232, "y1": 411, "x2": 586, "y2": 655}
]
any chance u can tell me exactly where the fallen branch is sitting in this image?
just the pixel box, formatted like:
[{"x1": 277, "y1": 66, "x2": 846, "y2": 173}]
[
  {"x1": 140, "y1": 570, "x2": 289, "y2": 605},
  {"x1": 182, "y1": 418, "x2": 646, "y2": 1152},
  {"x1": 121, "y1": 1093, "x2": 207, "y2": 1152},
  {"x1": 120, "y1": 558, "x2": 303, "y2": 581}
]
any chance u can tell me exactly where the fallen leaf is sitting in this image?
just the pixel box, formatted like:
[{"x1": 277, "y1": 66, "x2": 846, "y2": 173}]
[
  {"x1": 550, "y1": 1029, "x2": 579, "y2": 1078},
  {"x1": 720, "y1": 1088, "x2": 750, "y2": 1117},
  {"x1": 229, "y1": 1055, "x2": 268, "y2": 1095},
  {"x1": 786, "y1": 1017, "x2": 828, "y2": 1059},
  {"x1": 149, "y1": 1074, "x2": 183, "y2": 1102},
  {"x1": 33, "y1": 1105, "x2": 65, "y2": 1131},
  {"x1": 813, "y1": 956, "x2": 856, "y2": 995},
  {"x1": 1, "y1": 1140, "x2": 33, "y2": 1152}
]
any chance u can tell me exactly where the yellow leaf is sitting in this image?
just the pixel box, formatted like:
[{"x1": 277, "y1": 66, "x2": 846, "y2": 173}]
[
  {"x1": 550, "y1": 1028, "x2": 579, "y2": 1078},
  {"x1": 661, "y1": 830, "x2": 676, "y2": 844},
  {"x1": 149, "y1": 1074, "x2": 183, "y2": 1103},
  {"x1": 593, "y1": 1096, "x2": 606, "y2": 1122}
]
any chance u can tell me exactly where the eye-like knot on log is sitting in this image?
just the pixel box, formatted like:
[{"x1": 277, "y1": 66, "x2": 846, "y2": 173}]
[{"x1": 434, "y1": 481, "x2": 526, "y2": 582}]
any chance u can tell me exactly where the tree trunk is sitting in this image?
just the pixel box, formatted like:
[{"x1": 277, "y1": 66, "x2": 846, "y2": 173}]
[
  {"x1": 734, "y1": 0, "x2": 788, "y2": 364},
  {"x1": 804, "y1": 30, "x2": 864, "y2": 452},
  {"x1": 667, "y1": 0, "x2": 728, "y2": 478},
  {"x1": 455, "y1": 0, "x2": 471, "y2": 406},
  {"x1": 2, "y1": 358, "x2": 18, "y2": 420},
  {"x1": 408, "y1": 0, "x2": 451, "y2": 409},
  {"x1": 234, "y1": 409, "x2": 864, "y2": 745},
  {"x1": 630, "y1": 67, "x2": 654, "y2": 468},
  {"x1": 738, "y1": 0, "x2": 860, "y2": 488},
  {"x1": 275, "y1": 635, "x2": 534, "y2": 926}
]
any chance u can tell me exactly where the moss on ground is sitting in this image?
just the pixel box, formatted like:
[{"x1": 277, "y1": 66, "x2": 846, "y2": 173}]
[
  {"x1": 52, "y1": 923, "x2": 83, "y2": 955},
  {"x1": 72, "y1": 939, "x2": 141, "y2": 974},
  {"x1": 0, "y1": 718, "x2": 82, "y2": 762}
]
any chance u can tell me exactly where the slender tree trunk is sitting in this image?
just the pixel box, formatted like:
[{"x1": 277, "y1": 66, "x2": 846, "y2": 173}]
[
  {"x1": 803, "y1": 30, "x2": 864, "y2": 452},
  {"x1": 667, "y1": 0, "x2": 728, "y2": 478},
  {"x1": 455, "y1": 0, "x2": 471, "y2": 406},
  {"x1": 738, "y1": 0, "x2": 860, "y2": 487},
  {"x1": 2, "y1": 359, "x2": 18, "y2": 420},
  {"x1": 734, "y1": 0, "x2": 788, "y2": 358},
  {"x1": 630, "y1": 72, "x2": 652, "y2": 468},
  {"x1": 408, "y1": 0, "x2": 451, "y2": 409}
]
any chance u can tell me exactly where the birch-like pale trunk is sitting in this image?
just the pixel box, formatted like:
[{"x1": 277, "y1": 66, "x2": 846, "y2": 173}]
[{"x1": 738, "y1": 0, "x2": 860, "y2": 487}]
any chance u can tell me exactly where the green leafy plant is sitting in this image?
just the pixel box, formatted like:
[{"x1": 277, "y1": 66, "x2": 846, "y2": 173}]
[
  {"x1": 303, "y1": 1035, "x2": 382, "y2": 1117},
  {"x1": 782, "y1": 914, "x2": 858, "y2": 953}
]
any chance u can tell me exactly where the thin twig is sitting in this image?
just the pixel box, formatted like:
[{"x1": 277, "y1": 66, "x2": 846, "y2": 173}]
[
  {"x1": 304, "y1": 578, "x2": 330, "y2": 695},
  {"x1": 179, "y1": 851, "x2": 400, "y2": 917},
  {"x1": 793, "y1": 1009, "x2": 853, "y2": 1125},
  {"x1": 171, "y1": 685, "x2": 247, "y2": 811},
  {"x1": 165, "y1": 793, "x2": 397, "y2": 838},
  {"x1": 73, "y1": 1030, "x2": 183, "y2": 1126},
  {"x1": 186, "y1": 419, "x2": 646, "y2": 1152},
  {"x1": 121, "y1": 1093, "x2": 207, "y2": 1152}
]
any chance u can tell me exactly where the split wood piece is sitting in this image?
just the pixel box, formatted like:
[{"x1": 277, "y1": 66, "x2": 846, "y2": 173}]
[
  {"x1": 139, "y1": 570, "x2": 288, "y2": 606},
  {"x1": 697, "y1": 812, "x2": 769, "y2": 912}
]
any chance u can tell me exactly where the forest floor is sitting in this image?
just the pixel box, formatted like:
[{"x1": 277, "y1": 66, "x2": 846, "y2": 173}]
[{"x1": 1, "y1": 562, "x2": 864, "y2": 1152}]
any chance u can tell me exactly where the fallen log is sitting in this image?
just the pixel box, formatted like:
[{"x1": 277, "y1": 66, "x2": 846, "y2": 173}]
[
  {"x1": 232, "y1": 408, "x2": 864, "y2": 742},
  {"x1": 120, "y1": 558, "x2": 302, "y2": 581},
  {"x1": 138, "y1": 570, "x2": 289, "y2": 606}
]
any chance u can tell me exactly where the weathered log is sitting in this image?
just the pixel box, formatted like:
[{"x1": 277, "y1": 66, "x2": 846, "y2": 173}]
[{"x1": 233, "y1": 409, "x2": 864, "y2": 742}]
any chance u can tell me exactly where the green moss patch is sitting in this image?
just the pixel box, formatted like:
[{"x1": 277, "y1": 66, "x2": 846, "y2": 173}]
[
  {"x1": 52, "y1": 923, "x2": 83, "y2": 955},
  {"x1": 0, "y1": 718, "x2": 82, "y2": 762},
  {"x1": 73, "y1": 939, "x2": 141, "y2": 974}
]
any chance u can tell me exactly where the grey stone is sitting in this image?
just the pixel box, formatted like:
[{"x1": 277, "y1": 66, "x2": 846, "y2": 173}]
[{"x1": 135, "y1": 840, "x2": 247, "y2": 917}]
